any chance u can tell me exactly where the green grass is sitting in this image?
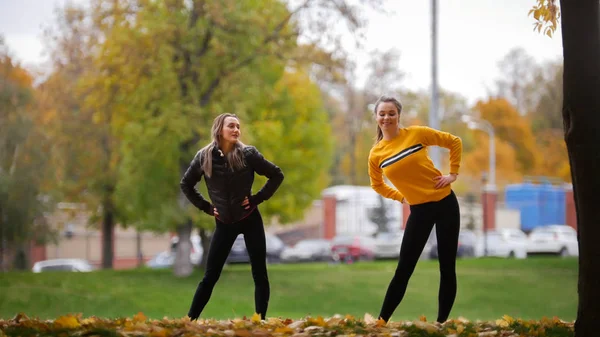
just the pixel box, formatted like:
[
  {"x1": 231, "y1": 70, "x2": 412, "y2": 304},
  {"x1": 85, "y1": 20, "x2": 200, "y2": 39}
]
[{"x1": 0, "y1": 257, "x2": 577, "y2": 322}]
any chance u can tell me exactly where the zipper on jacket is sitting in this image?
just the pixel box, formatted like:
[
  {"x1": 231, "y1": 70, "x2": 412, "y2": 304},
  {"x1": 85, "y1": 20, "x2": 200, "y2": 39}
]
[{"x1": 224, "y1": 161, "x2": 232, "y2": 221}]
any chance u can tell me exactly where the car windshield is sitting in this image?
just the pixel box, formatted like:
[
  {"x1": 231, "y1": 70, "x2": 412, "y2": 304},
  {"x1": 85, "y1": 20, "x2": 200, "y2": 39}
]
[
  {"x1": 376, "y1": 232, "x2": 401, "y2": 240},
  {"x1": 296, "y1": 240, "x2": 322, "y2": 248},
  {"x1": 40, "y1": 264, "x2": 75, "y2": 272},
  {"x1": 459, "y1": 232, "x2": 476, "y2": 243},
  {"x1": 333, "y1": 236, "x2": 354, "y2": 245}
]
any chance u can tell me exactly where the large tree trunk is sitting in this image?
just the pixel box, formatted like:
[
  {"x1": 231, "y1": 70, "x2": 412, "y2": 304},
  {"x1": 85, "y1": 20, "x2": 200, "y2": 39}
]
[
  {"x1": 174, "y1": 163, "x2": 195, "y2": 277},
  {"x1": 12, "y1": 243, "x2": 28, "y2": 270},
  {"x1": 559, "y1": 1, "x2": 600, "y2": 336},
  {"x1": 174, "y1": 220, "x2": 193, "y2": 277},
  {"x1": 101, "y1": 197, "x2": 115, "y2": 269}
]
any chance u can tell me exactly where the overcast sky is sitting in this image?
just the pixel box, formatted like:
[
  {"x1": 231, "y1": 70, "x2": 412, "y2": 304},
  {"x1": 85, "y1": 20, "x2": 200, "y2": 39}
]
[{"x1": 1, "y1": 0, "x2": 563, "y2": 104}]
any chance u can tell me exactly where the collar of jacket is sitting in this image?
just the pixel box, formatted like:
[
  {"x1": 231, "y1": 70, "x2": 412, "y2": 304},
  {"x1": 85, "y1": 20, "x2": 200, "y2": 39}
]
[{"x1": 211, "y1": 146, "x2": 226, "y2": 158}]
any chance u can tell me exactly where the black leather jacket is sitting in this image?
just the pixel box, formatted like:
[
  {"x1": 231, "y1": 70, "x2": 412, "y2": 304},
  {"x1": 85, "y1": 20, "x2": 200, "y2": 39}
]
[{"x1": 180, "y1": 145, "x2": 284, "y2": 224}]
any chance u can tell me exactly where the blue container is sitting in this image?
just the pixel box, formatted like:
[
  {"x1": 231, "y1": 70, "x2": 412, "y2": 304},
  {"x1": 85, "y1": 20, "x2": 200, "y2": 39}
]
[
  {"x1": 505, "y1": 183, "x2": 541, "y2": 231},
  {"x1": 540, "y1": 184, "x2": 565, "y2": 226},
  {"x1": 504, "y1": 183, "x2": 566, "y2": 231},
  {"x1": 554, "y1": 188, "x2": 566, "y2": 224},
  {"x1": 539, "y1": 184, "x2": 554, "y2": 226}
]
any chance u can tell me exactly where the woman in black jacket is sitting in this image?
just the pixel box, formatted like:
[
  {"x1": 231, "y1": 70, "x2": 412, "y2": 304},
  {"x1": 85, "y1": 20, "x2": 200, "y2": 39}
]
[{"x1": 180, "y1": 113, "x2": 284, "y2": 321}]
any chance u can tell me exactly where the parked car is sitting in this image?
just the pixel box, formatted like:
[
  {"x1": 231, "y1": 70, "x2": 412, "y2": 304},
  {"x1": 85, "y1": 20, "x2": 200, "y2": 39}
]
[
  {"x1": 429, "y1": 230, "x2": 477, "y2": 259},
  {"x1": 373, "y1": 231, "x2": 404, "y2": 259},
  {"x1": 226, "y1": 233, "x2": 286, "y2": 264},
  {"x1": 32, "y1": 258, "x2": 95, "y2": 273},
  {"x1": 526, "y1": 225, "x2": 578, "y2": 257},
  {"x1": 146, "y1": 234, "x2": 204, "y2": 269},
  {"x1": 478, "y1": 228, "x2": 528, "y2": 259},
  {"x1": 280, "y1": 239, "x2": 331, "y2": 262},
  {"x1": 146, "y1": 251, "x2": 175, "y2": 269},
  {"x1": 331, "y1": 235, "x2": 376, "y2": 263},
  {"x1": 170, "y1": 234, "x2": 204, "y2": 265}
]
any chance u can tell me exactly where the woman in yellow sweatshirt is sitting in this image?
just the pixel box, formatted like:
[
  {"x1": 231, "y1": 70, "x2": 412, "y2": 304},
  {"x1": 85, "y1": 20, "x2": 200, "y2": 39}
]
[{"x1": 368, "y1": 95, "x2": 462, "y2": 324}]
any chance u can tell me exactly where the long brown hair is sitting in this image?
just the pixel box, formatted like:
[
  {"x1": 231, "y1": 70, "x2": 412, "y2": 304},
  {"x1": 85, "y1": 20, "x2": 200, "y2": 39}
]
[
  {"x1": 373, "y1": 95, "x2": 403, "y2": 144},
  {"x1": 200, "y1": 113, "x2": 246, "y2": 177}
]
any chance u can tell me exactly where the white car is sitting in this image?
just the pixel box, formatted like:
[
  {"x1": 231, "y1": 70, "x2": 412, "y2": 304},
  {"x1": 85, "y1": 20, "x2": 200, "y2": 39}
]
[
  {"x1": 373, "y1": 231, "x2": 404, "y2": 259},
  {"x1": 169, "y1": 234, "x2": 204, "y2": 265},
  {"x1": 32, "y1": 258, "x2": 95, "y2": 273},
  {"x1": 478, "y1": 228, "x2": 528, "y2": 259},
  {"x1": 280, "y1": 239, "x2": 331, "y2": 262},
  {"x1": 526, "y1": 225, "x2": 578, "y2": 257}
]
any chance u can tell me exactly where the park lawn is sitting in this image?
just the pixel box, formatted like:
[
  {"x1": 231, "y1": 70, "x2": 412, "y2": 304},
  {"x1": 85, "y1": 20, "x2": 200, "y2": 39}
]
[{"x1": 0, "y1": 257, "x2": 577, "y2": 322}]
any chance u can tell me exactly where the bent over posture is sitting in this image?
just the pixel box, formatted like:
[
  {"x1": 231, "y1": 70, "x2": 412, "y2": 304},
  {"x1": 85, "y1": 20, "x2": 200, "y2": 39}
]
[{"x1": 368, "y1": 96, "x2": 463, "y2": 323}]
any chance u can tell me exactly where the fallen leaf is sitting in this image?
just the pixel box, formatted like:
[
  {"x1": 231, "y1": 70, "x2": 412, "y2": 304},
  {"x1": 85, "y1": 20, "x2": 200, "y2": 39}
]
[
  {"x1": 274, "y1": 326, "x2": 294, "y2": 334},
  {"x1": 251, "y1": 313, "x2": 262, "y2": 324},
  {"x1": 414, "y1": 320, "x2": 439, "y2": 334},
  {"x1": 149, "y1": 327, "x2": 167, "y2": 337},
  {"x1": 363, "y1": 313, "x2": 376, "y2": 325},
  {"x1": 234, "y1": 328, "x2": 251, "y2": 337},
  {"x1": 54, "y1": 315, "x2": 80, "y2": 329},
  {"x1": 502, "y1": 315, "x2": 514, "y2": 324},
  {"x1": 133, "y1": 312, "x2": 147, "y2": 323},
  {"x1": 286, "y1": 320, "x2": 304, "y2": 329}
]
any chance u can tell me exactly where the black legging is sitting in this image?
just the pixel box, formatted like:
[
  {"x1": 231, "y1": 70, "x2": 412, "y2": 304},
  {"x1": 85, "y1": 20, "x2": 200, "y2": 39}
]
[
  {"x1": 187, "y1": 209, "x2": 270, "y2": 320},
  {"x1": 379, "y1": 190, "x2": 460, "y2": 323}
]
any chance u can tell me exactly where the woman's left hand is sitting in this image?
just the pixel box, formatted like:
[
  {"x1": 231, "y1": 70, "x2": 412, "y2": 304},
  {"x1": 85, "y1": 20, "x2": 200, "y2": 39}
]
[
  {"x1": 433, "y1": 173, "x2": 457, "y2": 189},
  {"x1": 242, "y1": 196, "x2": 251, "y2": 210}
]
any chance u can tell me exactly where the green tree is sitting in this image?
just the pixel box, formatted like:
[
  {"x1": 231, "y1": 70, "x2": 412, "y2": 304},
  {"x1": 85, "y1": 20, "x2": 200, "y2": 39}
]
[
  {"x1": 91, "y1": 0, "x2": 373, "y2": 276},
  {"x1": 245, "y1": 70, "x2": 334, "y2": 222},
  {"x1": 41, "y1": 2, "x2": 129, "y2": 269},
  {"x1": 0, "y1": 38, "x2": 55, "y2": 270}
]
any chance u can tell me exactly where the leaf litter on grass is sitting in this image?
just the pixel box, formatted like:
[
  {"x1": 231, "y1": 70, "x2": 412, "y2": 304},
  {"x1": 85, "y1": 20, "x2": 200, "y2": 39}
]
[{"x1": 0, "y1": 312, "x2": 575, "y2": 337}]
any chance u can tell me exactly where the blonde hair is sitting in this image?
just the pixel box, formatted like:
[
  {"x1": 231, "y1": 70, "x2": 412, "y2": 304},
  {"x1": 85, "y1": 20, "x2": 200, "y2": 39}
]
[
  {"x1": 200, "y1": 113, "x2": 246, "y2": 177},
  {"x1": 373, "y1": 96, "x2": 403, "y2": 143}
]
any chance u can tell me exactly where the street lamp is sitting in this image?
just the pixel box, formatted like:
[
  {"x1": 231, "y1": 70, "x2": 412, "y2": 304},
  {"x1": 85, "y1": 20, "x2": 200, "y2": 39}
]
[
  {"x1": 461, "y1": 115, "x2": 496, "y2": 190},
  {"x1": 461, "y1": 115, "x2": 496, "y2": 258}
]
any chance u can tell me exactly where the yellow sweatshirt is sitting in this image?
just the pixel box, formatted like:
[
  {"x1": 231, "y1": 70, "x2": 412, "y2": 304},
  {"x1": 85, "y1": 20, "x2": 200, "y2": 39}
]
[{"x1": 368, "y1": 126, "x2": 462, "y2": 205}]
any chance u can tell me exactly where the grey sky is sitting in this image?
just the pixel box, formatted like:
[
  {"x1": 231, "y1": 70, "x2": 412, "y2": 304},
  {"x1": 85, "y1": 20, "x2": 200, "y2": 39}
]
[{"x1": 1, "y1": 0, "x2": 563, "y2": 104}]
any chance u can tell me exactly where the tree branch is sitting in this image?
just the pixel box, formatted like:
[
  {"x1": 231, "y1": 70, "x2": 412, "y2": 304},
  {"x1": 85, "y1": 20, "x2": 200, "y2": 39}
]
[
  {"x1": 180, "y1": 0, "x2": 312, "y2": 152},
  {"x1": 9, "y1": 144, "x2": 20, "y2": 176},
  {"x1": 196, "y1": 2, "x2": 307, "y2": 107}
]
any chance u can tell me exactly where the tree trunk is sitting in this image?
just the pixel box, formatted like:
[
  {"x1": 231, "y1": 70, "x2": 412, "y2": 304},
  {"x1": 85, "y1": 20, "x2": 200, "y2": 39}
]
[
  {"x1": 101, "y1": 198, "x2": 115, "y2": 269},
  {"x1": 174, "y1": 160, "x2": 195, "y2": 277},
  {"x1": 12, "y1": 243, "x2": 28, "y2": 270},
  {"x1": 136, "y1": 230, "x2": 144, "y2": 268},
  {"x1": 0, "y1": 206, "x2": 5, "y2": 272},
  {"x1": 173, "y1": 220, "x2": 193, "y2": 277},
  {"x1": 198, "y1": 228, "x2": 211, "y2": 270},
  {"x1": 559, "y1": 1, "x2": 600, "y2": 336}
]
